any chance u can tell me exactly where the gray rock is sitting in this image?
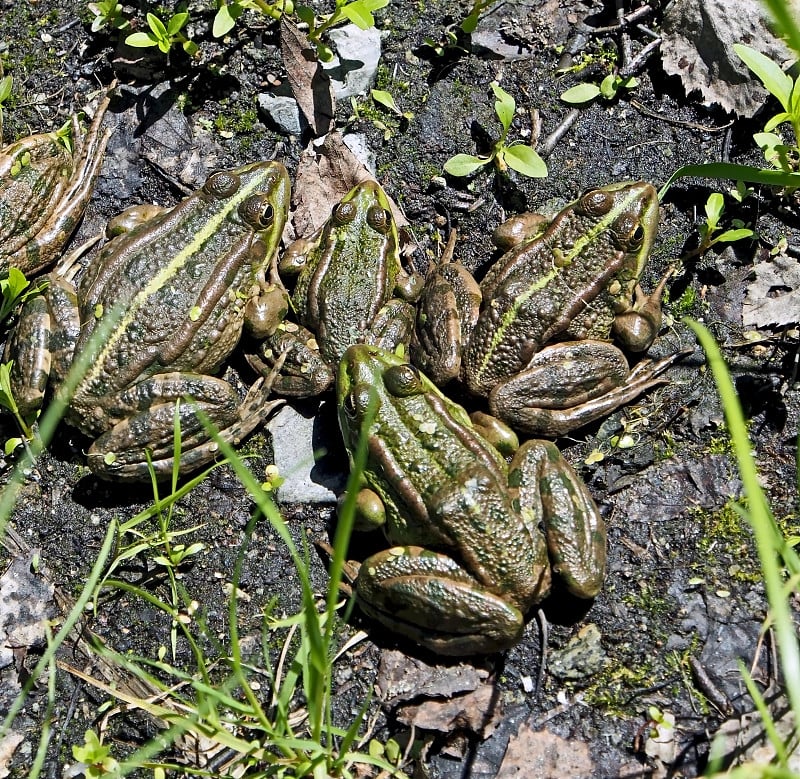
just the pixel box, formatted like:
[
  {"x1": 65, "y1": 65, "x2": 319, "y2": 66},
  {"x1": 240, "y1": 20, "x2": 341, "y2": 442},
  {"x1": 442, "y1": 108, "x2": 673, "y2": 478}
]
[
  {"x1": 268, "y1": 401, "x2": 348, "y2": 504},
  {"x1": 256, "y1": 93, "x2": 307, "y2": 137},
  {"x1": 322, "y1": 24, "x2": 382, "y2": 99},
  {"x1": 342, "y1": 133, "x2": 377, "y2": 174}
]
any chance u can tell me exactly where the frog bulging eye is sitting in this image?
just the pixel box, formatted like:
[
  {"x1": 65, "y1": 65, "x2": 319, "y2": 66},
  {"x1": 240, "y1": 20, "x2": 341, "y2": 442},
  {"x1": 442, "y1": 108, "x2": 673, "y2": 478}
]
[
  {"x1": 239, "y1": 195, "x2": 275, "y2": 229},
  {"x1": 204, "y1": 171, "x2": 240, "y2": 199},
  {"x1": 333, "y1": 201, "x2": 357, "y2": 225},
  {"x1": 384, "y1": 364, "x2": 422, "y2": 397},
  {"x1": 578, "y1": 189, "x2": 614, "y2": 216},
  {"x1": 367, "y1": 205, "x2": 392, "y2": 234},
  {"x1": 611, "y1": 214, "x2": 646, "y2": 250}
]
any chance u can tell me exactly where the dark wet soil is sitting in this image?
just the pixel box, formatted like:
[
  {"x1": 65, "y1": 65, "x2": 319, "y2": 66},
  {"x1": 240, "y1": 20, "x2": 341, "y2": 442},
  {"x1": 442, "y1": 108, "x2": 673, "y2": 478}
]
[{"x1": 1, "y1": 1, "x2": 799, "y2": 777}]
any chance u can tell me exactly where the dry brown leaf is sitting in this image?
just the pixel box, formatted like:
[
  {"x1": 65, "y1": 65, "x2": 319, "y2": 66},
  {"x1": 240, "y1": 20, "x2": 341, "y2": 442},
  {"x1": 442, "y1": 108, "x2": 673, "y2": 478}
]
[
  {"x1": 396, "y1": 682, "x2": 503, "y2": 738},
  {"x1": 0, "y1": 731, "x2": 24, "y2": 778},
  {"x1": 742, "y1": 254, "x2": 800, "y2": 328},
  {"x1": 291, "y1": 133, "x2": 410, "y2": 241},
  {"x1": 497, "y1": 725, "x2": 595, "y2": 778},
  {"x1": 280, "y1": 17, "x2": 335, "y2": 136},
  {"x1": 375, "y1": 648, "x2": 486, "y2": 706},
  {"x1": 661, "y1": 0, "x2": 794, "y2": 117}
]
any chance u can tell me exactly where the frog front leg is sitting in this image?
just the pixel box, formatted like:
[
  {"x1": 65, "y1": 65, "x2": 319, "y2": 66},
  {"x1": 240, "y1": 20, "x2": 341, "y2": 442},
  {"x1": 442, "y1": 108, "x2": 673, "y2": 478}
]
[
  {"x1": 84, "y1": 372, "x2": 281, "y2": 480},
  {"x1": 489, "y1": 340, "x2": 684, "y2": 437},
  {"x1": 250, "y1": 299, "x2": 417, "y2": 398},
  {"x1": 354, "y1": 545, "x2": 525, "y2": 656},
  {"x1": 5, "y1": 274, "x2": 81, "y2": 417}
]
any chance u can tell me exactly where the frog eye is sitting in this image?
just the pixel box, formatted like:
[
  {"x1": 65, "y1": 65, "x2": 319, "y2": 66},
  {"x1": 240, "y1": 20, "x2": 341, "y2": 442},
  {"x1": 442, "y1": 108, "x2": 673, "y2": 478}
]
[
  {"x1": 384, "y1": 364, "x2": 422, "y2": 397},
  {"x1": 578, "y1": 188, "x2": 614, "y2": 216},
  {"x1": 204, "y1": 171, "x2": 240, "y2": 198},
  {"x1": 239, "y1": 195, "x2": 275, "y2": 229},
  {"x1": 611, "y1": 214, "x2": 646, "y2": 250},
  {"x1": 333, "y1": 201, "x2": 357, "y2": 224},
  {"x1": 367, "y1": 205, "x2": 392, "y2": 234}
]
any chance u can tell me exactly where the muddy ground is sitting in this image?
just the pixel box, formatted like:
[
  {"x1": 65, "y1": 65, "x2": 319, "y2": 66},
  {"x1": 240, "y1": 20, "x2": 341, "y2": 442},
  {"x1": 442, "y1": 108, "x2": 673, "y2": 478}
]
[{"x1": 1, "y1": 0, "x2": 799, "y2": 777}]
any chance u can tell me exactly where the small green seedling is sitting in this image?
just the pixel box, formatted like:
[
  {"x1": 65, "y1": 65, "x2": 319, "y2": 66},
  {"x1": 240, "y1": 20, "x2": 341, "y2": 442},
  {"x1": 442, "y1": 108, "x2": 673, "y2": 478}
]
[
  {"x1": 213, "y1": 0, "x2": 293, "y2": 38},
  {"x1": 423, "y1": 0, "x2": 499, "y2": 56},
  {"x1": 296, "y1": 0, "x2": 389, "y2": 61},
  {"x1": 72, "y1": 730, "x2": 119, "y2": 778},
  {"x1": 443, "y1": 83, "x2": 548, "y2": 178},
  {"x1": 0, "y1": 267, "x2": 44, "y2": 323},
  {"x1": 735, "y1": 43, "x2": 800, "y2": 173},
  {"x1": 371, "y1": 89, "x2": 413, "y2": 121},
  {"x1": 87, "y1": 0, "x2": 129, "y2": 32},
  {"x1": 0, "y1": 361, "x2": 33, "y2": 443},
  {"x1": 459, "y1": 0, "x2": 499, "y2": 34},
  {"x1": 689, "y1": 192, "x2": 754, "y2": 260},
  {"x1": 561, "y1": 73, "x2": 639, "y2": 105},
  {"x1": 125, "y1": 11, "x2": 199, "y2": 57}
]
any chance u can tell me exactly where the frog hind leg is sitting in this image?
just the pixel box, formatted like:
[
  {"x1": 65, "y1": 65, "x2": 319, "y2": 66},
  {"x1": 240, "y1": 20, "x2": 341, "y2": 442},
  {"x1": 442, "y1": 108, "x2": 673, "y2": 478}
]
[
  {"x1": 355, "y1": 545, "x2": 524, "y2": 656},
  {"x1": 86, "y1": 372, "x2": 282, "y2": 480},
  {"x1": 16, "y1": 111, "x2": 113, "y2": 275},
  {"x1": 489, "y1": 341, "x2": 686, "y2": 436},
  {"x1": 509, "y1": 440, "x2": 606, "y2": 599}
]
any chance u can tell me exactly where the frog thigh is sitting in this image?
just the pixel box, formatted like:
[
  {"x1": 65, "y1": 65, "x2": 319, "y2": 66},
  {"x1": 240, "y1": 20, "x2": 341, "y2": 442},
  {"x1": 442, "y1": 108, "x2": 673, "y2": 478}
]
[
  {"x1": 510, "y1": 440, "x2": 606, "y2": 599},
  {"x1": 6, "y1": 274, "x2": 80, "y2": 414},
  {"x1": 356, "y1": 545, "x2": 523, "y2": 656}
]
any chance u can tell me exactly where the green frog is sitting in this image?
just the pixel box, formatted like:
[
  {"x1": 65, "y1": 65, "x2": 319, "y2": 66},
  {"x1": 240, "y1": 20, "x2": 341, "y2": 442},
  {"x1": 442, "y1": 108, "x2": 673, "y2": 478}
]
[
  {"x1": 337, "y1": 344, "x2": 606, "y2": 656},
  {"x1": 253, "y1": 180, "x2": 423, "y2": 396},
  {"x1": 413, "y1": 181, "x2": 681, "y2": 436},
  {"x1": 6, "y1": 161, "x2": 291, "y2": 480},
  {"x1": 0, "y1": 89, "x2": 113, "y2": 276}
]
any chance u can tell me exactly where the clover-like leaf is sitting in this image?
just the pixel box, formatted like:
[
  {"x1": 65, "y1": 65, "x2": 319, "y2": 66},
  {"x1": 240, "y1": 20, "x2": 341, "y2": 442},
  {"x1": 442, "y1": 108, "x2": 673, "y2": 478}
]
[
  {"x1": 443, "y1": 153, "x2": 491, "y2": 177},
  {"x1": 501, "y1": 144, "x2": 548, "y2": 178},
  {"x1": 560, "y1": 82, "x2": 601, "y2": 104},
  {"x1": 491, "y1": 83, "x2": 515, "y2": 133}
]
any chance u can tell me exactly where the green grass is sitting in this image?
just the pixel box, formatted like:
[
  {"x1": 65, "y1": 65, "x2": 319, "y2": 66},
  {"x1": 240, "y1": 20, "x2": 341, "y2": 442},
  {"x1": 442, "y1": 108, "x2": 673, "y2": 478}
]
[
  {"x1": 689, "y1": 319, "x2": 800, "y2": 776},
  {"x1": 0, "y1": 312, "x2": 405, "y2": 777}
]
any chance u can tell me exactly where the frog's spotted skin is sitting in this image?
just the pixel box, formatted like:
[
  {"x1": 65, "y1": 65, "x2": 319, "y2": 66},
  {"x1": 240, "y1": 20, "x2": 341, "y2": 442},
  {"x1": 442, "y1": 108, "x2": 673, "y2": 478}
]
[
  {"x1": 413, "y1": 181, "x2": 682, "y2": 436},
  {"x1": 6, "y1": 161, "x2": 291, "y2": 481},
  {"x1": 0, "y1": 90, "x2": 113, "y2": 275},
  {"x1": 336, "y1": 344, "x2": 606, "y2": 656}
]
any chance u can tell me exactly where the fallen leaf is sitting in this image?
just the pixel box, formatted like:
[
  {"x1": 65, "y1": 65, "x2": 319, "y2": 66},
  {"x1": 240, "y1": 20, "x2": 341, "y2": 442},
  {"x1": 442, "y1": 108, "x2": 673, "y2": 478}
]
[
  {"x1": 396, "y1": 682, "x2": 503, "y2": 737},
  {"x1": 0, "y1": 731, "x2": 24, "y2": 778},
  {"x1": 497, "y1": 725, "x2": 595, "y2": 778},
  {"x1": 376, "y1": 648, "x2": 487, "y2": 706},
  {"x1": 292, "y1": 132, "x2": 409, "y2": 239},
  {"x1": 280, "y1": 17, "x2": 335, "y2": 136},
  {"x1": 742, "y1": 254, "x2": 800, "y2": 328},
  {"x1": 661, "y1": 0, "x2": 794, "y2": 117}
]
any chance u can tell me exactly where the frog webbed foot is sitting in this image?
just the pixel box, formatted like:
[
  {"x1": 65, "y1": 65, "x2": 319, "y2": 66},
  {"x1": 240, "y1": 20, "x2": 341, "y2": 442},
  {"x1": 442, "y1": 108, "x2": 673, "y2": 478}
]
[{"x1": 248, "y1": 325, "x2": 334, "y2": 398}]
